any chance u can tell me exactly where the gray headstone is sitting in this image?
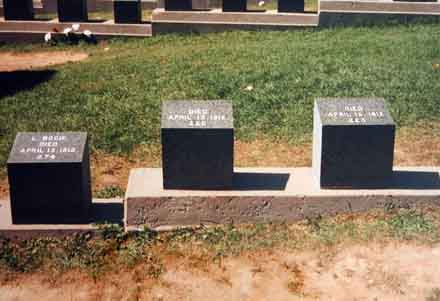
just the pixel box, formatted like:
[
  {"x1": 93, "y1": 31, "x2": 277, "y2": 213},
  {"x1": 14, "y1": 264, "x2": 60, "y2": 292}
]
[
  {"x1": 278, "y1": 0, "x2": 304, "y2": 13},
  {"x1": 222, "y1": 0, "x2": 247, "y2": 12},
  {"x1": 57, "y1": 0, "x2": 88, "y2": 22},
  {"x1": 313, "y1": 98, "x2": 395, "y2": 188},
  {"x1": 164, "y1": 0, "x2": 192, "y2": 11},
  {"x1": 7, "y1": 132, "x2": 92, "y2": 224},
  {"x1": 161, "y1": 100, "x2": 234, "y2": 190},
  {"x1": 114, "y1": 0, "x2": 142, "y2": 24},
  {"x1": 3, "y1": 0, "x2": 34, "y2": 20}
]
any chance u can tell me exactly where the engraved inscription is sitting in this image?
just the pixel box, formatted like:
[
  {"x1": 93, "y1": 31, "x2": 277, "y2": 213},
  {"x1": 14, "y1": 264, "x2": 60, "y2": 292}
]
[
  {"x1": 326, "y1": 105, "x2": 385, "y2": 124},
  {"x1": 167, "y1": 107, "x2": 226, "y2": 128},
  {"x1": 18, "y1": 135, "x2": 77, "y2": 161}
]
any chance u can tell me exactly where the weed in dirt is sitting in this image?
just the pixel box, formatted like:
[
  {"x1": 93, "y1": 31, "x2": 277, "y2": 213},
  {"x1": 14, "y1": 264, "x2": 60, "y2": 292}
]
[
  {"x1": 427, "y1": 288, "x2": 440, "y2": 301},
  {"x1": 386, "y1": 209, "x2": 435, "y2": 240},
  {"x1": 306, "y1": 208, "x2": 439, "y2": 246},
  {"x1": 0, "y1": 209, "x2": 438, "y2": 279},
  {"x1": 284, "y1": 262, "x2": 305, "y2": 295},
  {"x1": 95, "y1": 185, "x2": 125, "y2": 198},
  {"x1": 0, "y1": 237, "x2": 51, "y2": 273},
  {"x1": 309, "y1": 219, "x2": 359, "y2": 246}
]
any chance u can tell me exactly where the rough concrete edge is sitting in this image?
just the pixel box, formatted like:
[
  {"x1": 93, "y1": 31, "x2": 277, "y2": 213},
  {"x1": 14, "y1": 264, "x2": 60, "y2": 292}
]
[
  {"x1": 318, "y1": 11, "x2": 440, "y2": 27},
  {"x1": 151, "y1": 21, "x2": 317, "y2": 34},
  {"x1": 125, "y1": 195, "x2": 440, "y2": 231}
]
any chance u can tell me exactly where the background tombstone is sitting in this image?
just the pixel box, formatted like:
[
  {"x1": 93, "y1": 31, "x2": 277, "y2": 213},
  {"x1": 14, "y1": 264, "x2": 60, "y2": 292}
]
[
  {"x1": 57, "y1": 0, "x2": 88, "y2": 22},
  {"x1": 3, "y1": 0, "x2": 34, "y2": 20},
  {"x1": 114, "y1": 0, "x2": 142, "y2": 23},
  {"x1": 7, "y1": 132, "x2": 92, "y2": 224},
  {"x1": 164, "y1": 0, "x2": 192, "y2": 11},
  {"x1": 161, "y1": 100, "x2": 234, "y2": 190},
  {"x1": 222, "y1": 0, "x2": 247, "y2": 12},
  {"x1": 313, "y1": 98, "x2": 395, "y2": 188},
  {"x1": 278, "y1": 0, "x2": 304, "y2": 12}
]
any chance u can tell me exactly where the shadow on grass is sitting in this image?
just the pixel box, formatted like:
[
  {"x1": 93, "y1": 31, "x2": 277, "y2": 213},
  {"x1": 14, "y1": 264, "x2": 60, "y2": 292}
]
[{"x1": 0, "y1": 70, "x2": 56, "y2": 98}]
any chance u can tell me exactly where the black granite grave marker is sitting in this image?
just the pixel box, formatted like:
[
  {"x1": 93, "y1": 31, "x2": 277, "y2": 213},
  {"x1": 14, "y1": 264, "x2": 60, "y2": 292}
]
[
  {"x1": 7, "y1": 132, "x2": 92, "y2": 224},
  {"x1": 57, "y1": 0, "x2": 88, "y2": 22},
  {"x1": 222, "y1": 0, "x2": 247, "y2": 12},
  {"x1": 164, "y1": 0, "x2": 192, "y2": 11},
  {"x1": 3, "y1": 0, "x2": 34, "y2": 20},
  {"x1": 313, "y1": 98, "x2": 395, "y2": 188},
  {"x1": 278, "y1": 0, "x2": 304, "y2": 12},
  {"x1": 114, "y1": 0, "x2": 142, "y2": 24},
  {"x1": 161, "y1": 100, "x2": 234, "y2": 190}
]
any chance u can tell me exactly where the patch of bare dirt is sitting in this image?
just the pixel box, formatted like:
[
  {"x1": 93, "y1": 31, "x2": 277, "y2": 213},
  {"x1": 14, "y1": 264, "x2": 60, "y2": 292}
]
[
  {"x1": 1, "y1": 243, "x2": 440, "y2": 300},
  {"x1": 0, "y1": 51, "x2": 88, "y2": 72},
  {"x1": 395, "y1": 124, "x2": 440, "y2": 166}
]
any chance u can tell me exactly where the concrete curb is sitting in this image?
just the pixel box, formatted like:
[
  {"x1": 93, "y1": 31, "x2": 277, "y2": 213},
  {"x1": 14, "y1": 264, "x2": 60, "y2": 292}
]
[{"x1": 125, "y1": 167, "x2": 440, "y2": 230}]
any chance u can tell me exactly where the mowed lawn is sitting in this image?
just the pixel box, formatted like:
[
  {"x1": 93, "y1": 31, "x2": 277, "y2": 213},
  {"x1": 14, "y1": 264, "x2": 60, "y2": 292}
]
[{"x1": 0, "y1": 24, "x2": 440, "y2": 172}]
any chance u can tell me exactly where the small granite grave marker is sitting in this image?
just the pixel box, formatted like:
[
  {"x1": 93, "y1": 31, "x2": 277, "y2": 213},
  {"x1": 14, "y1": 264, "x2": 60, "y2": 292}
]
[
  {"x1": 3, "y1": 0, "x2": 34, "y2": 20},
  {"x1": 7, "y1": 132, "x2": 92, "y2": 224},
  {"x1": 164, "y1": 0, "x2": 192, "y2": 11},
  {"x1": 57, "y1": 0, "x2": 88, "y2": 22},
  {"x1": 114, "y1": 0, "x2": 142, "y2": 24},
  {"x1": 161, "y1": 100, "x2": 234, "y2": 190},
  {"x1": 222, "y1": 0, "x2": 247, "y2": 12},
  {"x1": 278, "y1": 0, "x2": 304, "y2": 12},
  {"x1": 313, "y1": 98, "x2": 395, "y2": 188}
]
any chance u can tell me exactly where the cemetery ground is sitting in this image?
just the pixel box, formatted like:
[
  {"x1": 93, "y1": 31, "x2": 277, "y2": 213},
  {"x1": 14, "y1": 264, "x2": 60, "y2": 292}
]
[
  {"x1": 0, "y1": 23, "x2": 439, "y2": 299},
  {"x1": 0, "y1": 23, "x2": 439, "y2": 197},
  {"x1": 1, "y1": 208, "x2": 440, "y2": 300}
]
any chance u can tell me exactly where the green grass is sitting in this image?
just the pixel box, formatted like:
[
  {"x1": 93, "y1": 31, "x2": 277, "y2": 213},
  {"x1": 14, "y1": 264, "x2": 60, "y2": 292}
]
[
  {"x1": 95, "y1": 185, "x2": 125, "y2": 198},
  {"x1": 1, "y1": 24, "x2": 440, "y2": 170}
]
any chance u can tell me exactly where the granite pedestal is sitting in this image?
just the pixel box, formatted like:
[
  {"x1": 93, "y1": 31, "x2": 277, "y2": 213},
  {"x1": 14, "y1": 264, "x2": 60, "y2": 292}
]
[
  {"x1": 3, "y1": 0, "x2": 34, "y2": 20},
  {"x1": 114, "y1": 0, "x2": 142, "y2": 23},
  {"x1": 222, "y1": 0, "x2": 247, "y2": 12},
  {"x1": 313, "y1": 98, "x2": 395, "y2": 188},
  {"x1": 278, "y1": 0, "x2": 305, "y2": 12},
  {"x1": 164, "y1": 0, "x2": 192, "y2": 11},
  {"x1": 7, "y1": 132, "x2": 92, "y2": 224},
  {"x1": 161, "y1": 100, "x2": 234, "y2": 190},
  {"x1": 57, "y1": 0, "x2": 88, "y2": 22}
]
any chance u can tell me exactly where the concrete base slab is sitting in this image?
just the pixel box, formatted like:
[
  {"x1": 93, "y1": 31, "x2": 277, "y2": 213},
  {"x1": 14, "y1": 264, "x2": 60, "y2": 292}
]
[
  {"x1": 151, "y1": 8, "x2": 319, "y2": 33},
  {"x1": 319, "y1": 0, "x2": 440, "y2": 26},
  {"x1": 0, "y1": 198, "x2": 123, "y2": 239},
  {"x1": 125, "y1": 167, "x2": 440, "y2": 230},
  {"x1": 0, "y1": 19, "x2": 152, "y2": 42},
  {"x1": 320, "y1": 0, "x2": 440, "y2": 14}
]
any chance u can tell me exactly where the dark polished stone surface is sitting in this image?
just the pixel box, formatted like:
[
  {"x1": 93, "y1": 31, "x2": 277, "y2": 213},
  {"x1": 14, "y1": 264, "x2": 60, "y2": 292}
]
[
  {"x1": 7, "y1": 132, "x2": 92, "y2": 224},
  {"x1": 3, "y1": 0, "x2": 34, "y2": 20},
  {"x1": 161, "y1": 100, "x2": 234, "y2": 190},
  {"x1": 164, "y1": 0, "x2": 192, "y2": 11},
  {"x1": 57, "y1": 0, "x2": 88, "y2": 22},
  {"x1": 114, "y1": 0, "x2": 142, "y2": 24},
  {"x1": 222, "y1": 0, "x2": 247, "y2": 12},
  {"x1": 278, "y1": 0, "x2": 305, "y2": 12},
  {"x1": 313, "y1": 98, "x2": 396, "y2": 188}
]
